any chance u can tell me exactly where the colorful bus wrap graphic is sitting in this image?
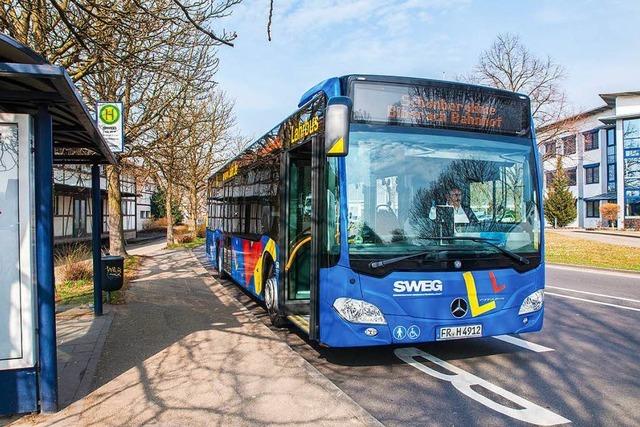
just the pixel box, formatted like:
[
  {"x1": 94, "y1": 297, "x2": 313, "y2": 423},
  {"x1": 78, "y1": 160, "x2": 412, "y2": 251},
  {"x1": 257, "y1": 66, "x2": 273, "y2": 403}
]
[{"x1": 207, "y1": 229, "x2": 279, "y2": 300}]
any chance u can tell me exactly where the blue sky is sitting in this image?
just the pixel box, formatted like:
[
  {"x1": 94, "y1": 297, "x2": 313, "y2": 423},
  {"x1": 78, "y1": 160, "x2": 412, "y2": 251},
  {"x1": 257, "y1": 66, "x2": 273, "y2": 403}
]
[{"x1": 215, "y1": 0, "x2": 640, "y2": 140}]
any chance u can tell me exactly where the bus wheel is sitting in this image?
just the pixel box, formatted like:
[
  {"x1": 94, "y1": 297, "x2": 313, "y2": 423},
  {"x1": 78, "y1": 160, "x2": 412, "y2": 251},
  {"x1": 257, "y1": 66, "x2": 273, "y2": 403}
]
[
  {"x1": 217, "y1": 247, "x2": 228, "y2": 279},
  {"x1": 264, "y1": 264, "x2": 287, "y2": 327}
]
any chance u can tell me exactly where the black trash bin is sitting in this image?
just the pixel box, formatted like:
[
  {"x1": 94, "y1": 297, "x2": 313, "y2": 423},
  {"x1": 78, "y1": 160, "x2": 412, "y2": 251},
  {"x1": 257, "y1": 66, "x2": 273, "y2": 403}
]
[{"x1": 102, "y1": 255, "x2": 124, "y2": 292}]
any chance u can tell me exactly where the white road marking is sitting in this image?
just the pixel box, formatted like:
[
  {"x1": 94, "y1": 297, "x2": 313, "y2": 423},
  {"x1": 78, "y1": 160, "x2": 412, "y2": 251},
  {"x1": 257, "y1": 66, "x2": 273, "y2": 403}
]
[
  {"x1": 493, "y1": 335, "x2": 554, "y2": 352},
  {"x1": 546, "y1": 292, "x2": 640, "y2": 312},
  {"x1": 395, "y1": 347, "x2": 570, "y2": 426},
  {"x1": 546, "y1": 264, "x2": 640, "y2": 280},
  {"x1": 547, "y1": 286, "x2": 640, "y2": 304}
]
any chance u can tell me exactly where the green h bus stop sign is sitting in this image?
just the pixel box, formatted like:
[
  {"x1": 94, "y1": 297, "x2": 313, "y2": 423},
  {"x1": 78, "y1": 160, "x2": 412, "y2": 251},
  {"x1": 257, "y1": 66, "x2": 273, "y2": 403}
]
[{"x1": 96, "y1": 101, "x2": 124, "y2": 153}]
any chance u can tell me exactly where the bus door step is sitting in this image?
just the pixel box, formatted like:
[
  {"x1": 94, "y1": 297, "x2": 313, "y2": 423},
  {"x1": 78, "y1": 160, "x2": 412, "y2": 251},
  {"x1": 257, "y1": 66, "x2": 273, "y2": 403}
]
[{"x1": 287, "y1": 314, "x2": 310, "y2": 334}]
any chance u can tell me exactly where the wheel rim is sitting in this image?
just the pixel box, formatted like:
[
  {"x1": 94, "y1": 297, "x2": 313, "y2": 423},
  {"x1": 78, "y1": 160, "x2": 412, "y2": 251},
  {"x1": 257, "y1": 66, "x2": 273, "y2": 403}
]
[{"x1": 265, "y1": 277, "x2": 277, "y2": 310}]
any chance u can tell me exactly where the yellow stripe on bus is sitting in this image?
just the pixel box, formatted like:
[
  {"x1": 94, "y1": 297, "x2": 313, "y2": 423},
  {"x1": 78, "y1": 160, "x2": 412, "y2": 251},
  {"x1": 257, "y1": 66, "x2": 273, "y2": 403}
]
[
  {"x1": 463, "y1": 271, "x2": 496, "y2": 317},
  {"x1": 253, "y1": 238, "x2": 277, "y2": 295}
]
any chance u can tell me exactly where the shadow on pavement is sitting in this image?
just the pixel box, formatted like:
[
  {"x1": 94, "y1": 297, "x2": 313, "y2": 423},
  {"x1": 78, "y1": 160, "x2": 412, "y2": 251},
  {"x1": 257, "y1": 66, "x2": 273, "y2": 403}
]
[{"x1": 27, "y1": 247, "x2": 375, "y2": 426}]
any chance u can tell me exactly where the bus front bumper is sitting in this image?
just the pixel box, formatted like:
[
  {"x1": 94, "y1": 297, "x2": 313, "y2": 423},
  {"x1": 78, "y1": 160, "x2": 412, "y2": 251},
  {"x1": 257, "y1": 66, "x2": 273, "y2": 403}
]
[{"x1": 319, "y1": 302, "x2": 544, "y2": 348}]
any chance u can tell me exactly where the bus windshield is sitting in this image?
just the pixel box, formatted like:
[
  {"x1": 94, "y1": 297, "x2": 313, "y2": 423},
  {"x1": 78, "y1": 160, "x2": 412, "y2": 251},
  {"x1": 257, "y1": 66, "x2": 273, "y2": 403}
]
[{"x1": 345, "y1": 125, "x2": 541, "y2": 260}]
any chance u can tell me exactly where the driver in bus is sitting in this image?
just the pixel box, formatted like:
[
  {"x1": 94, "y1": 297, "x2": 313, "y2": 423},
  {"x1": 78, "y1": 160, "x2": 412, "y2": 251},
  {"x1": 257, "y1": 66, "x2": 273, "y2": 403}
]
[{"x1": 429, "y1": 187, "x2": 478, "y2": 224}]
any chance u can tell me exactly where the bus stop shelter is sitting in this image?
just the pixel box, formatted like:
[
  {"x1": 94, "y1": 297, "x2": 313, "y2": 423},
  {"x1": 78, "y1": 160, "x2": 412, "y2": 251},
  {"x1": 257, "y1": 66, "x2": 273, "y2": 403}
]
[{"x1": 0, "y1": 34, "x2": 116, "y2": 415}]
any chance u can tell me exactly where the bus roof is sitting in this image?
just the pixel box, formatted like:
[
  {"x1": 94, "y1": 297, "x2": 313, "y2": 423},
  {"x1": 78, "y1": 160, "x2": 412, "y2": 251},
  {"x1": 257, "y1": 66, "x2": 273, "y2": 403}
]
[
  {"x1": 298, "y1": 74, "x2": 530, "y2": 107},
  {"x1": 210, "y1": 75, "x2": 531, "y2": 181}
]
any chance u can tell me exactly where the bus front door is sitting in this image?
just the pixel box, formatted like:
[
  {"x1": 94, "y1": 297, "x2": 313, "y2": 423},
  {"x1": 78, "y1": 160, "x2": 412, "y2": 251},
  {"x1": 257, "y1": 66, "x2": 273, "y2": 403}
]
[{"x1": 283, "y1": 138, "x2": 322, "y2": 340}]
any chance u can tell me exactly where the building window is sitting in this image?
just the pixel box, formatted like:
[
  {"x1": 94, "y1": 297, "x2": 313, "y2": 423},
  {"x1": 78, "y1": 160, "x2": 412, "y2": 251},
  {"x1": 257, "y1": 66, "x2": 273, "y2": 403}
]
[
  {"x1": 544, "y1": 141, "x2": 556, "y2": 157},
  {"x1": 565, "y1": 167, "x2": 577, "y2": 186},
  {"x1": 563, "y1": 135, "x2": 576, "y2": 155},
  {"x1": 545, "y1": 171, "x2": 554, "y2": 187},
  {"x1": 584, "y1": 164, "x2": 600, "y2": 185},
  {"x1": 585, "y1": 200, "x2": 600, "y2": 218},
  {"x1": 584, "y1": 129, "x2": 599, "y2": 151},
  {"x1": 626, "y1": 190, "x2": 640, "y2": 216},
  {"x1": 624, "y1": 119, "x2": 640, "y2": 216},
  {"x1": 607, "y1": 128, "x2": 616, "y2": 192},
  {"x1": 54, "y1": 195, "x2": 62, "y2": 215}
]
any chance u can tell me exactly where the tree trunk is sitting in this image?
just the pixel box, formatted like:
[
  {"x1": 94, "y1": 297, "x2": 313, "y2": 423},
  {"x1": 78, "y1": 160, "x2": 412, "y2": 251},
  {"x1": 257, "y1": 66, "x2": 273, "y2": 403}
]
[
  {"x1": 188, "y1": 186, "x2": 198, "y2": 236},
  {"x1": 106, "y1": 164, "x2": 128, "y2": 256},
  {"x1": 166, "y1": 181, "x2": 174, "y2": 245}
]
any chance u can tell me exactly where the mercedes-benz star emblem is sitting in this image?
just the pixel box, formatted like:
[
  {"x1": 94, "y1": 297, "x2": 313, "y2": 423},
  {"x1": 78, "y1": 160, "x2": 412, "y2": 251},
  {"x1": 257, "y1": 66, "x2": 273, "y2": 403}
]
[{"x1": 451, "y1": 298, "x2": 468, "y2": 318}]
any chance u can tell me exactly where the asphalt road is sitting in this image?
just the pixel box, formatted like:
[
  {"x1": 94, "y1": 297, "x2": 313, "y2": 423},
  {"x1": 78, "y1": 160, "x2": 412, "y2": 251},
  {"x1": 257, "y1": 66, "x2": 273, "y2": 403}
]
[{"x1": 214, "y1": 261, "x2": 640, "y2": 427}]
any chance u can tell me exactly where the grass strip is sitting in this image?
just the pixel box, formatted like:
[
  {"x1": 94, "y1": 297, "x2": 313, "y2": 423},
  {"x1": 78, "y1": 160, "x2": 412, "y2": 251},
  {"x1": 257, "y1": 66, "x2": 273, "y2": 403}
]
[
  {"x1": 545, "y1": 231, "x2": 640, "y2": 272},
  {"x1": 166, "y1": 236, "x2": 205, "y2": 250},
  {"x1": 56, "y1": 255, "x2": 142, "y2": 306}
]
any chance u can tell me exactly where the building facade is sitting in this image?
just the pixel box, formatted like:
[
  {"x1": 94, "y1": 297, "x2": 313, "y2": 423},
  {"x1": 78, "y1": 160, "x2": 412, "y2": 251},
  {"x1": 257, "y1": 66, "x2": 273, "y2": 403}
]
[
  {"x1": 136, "y1": 177, "x2": 155, "y2": 231},
  {"x1": 53, "y1": 165, "x2": 155, "y2": 243},
  {"x1": 539, "y1": 91, "x2": 640, "y2": 229}
]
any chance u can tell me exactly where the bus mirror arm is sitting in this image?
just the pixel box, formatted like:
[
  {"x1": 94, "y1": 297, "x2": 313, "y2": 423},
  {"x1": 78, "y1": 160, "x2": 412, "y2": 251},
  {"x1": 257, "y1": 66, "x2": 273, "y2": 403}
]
[{"x1": 325, "y1": 96, "x2": 352, "y2": 157}]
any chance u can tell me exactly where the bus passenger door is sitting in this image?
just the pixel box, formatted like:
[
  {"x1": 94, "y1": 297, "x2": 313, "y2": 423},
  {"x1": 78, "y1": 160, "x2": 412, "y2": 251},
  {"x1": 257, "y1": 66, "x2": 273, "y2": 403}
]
[{"x1": 283, "y1": 138, "x2": 322, "y2": 340}]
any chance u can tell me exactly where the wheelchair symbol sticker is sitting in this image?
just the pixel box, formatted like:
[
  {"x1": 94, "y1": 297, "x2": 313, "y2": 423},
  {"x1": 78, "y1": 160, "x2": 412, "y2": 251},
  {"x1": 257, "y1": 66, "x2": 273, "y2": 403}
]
[
  {"x1": 407, "y1": 325, "x2": 421, "y2": 340},
  {"x1": 393, "y1": 326, "x2": 407, "y2": 340}
]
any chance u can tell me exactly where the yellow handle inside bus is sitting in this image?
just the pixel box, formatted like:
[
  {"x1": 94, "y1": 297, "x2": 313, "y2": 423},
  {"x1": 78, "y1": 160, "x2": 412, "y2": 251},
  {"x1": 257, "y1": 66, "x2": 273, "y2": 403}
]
[{"x1": 285, "y1": 236, "x2": 312, "y2": 272}]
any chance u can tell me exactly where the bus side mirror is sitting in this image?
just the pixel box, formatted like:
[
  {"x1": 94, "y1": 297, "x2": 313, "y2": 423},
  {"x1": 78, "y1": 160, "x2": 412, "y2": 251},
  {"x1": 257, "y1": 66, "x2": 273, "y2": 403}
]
[{"x1": 325, "y1": 96, "x2": 352, "y2": 157}]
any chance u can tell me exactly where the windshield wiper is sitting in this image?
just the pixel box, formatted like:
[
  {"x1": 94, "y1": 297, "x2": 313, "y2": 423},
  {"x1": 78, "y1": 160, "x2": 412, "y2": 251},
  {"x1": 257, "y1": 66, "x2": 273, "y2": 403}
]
[
  {"x1": 425, "y1": 237, "x2": 530, "y2": 265},
  {"x1": 369, "y1": 250, "x2": 435, "y2": 269},
  {"x1": 368, "y1": 237, "x2": 529, "y2": 270}
]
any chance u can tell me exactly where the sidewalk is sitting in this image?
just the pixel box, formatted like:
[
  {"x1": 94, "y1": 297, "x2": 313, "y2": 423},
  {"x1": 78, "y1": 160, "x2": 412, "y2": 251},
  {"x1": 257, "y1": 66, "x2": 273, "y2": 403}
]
[
  {"x1": 569, "y1": 228, "x2": 640, "y2": 238},
  {"x1": 55, "y1": 309, "x2": 113, "y2": 409},
  {"x1": 14, "y1": 246, "x2": 379, "y2": 426}
]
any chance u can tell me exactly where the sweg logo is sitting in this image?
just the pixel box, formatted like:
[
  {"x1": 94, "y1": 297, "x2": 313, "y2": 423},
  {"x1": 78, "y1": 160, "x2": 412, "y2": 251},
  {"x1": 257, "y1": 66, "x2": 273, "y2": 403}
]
[{"x1": 393, "y1": 280, "x2": 443, "y2": 296}]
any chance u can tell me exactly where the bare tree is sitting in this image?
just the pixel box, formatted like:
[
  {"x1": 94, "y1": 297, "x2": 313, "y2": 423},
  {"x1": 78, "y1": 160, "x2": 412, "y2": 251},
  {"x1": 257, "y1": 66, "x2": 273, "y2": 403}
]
[
  {"x1": 87, "y1": 26, "x2": 220, "y2": 254},
  {"x1": 0, "y1": 0, "x2": 241, "y2": 255},
  {"x1": 174, "y1": 91, "x2": 237, "y2": 234},
  {"x1": 267, "y1": 0, "x2": 274, "y2": 41},
  {"x1": 466, "y1": 33, "x2": 570, "y2": 141},
  {"x1": 0, "y1": 0, "x2": 239, "y2": 81},
  {"x1": 143, "y1": 97, "x2": 190, "y2": 245}
]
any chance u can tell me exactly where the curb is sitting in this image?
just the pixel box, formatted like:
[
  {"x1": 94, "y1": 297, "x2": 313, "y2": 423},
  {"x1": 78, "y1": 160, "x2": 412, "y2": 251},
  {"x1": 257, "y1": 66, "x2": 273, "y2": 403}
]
[
  {"x1": 191, "y1": 248, "x2": 385, "y2": 427},
  {"x1": 550, "y1": 230, "x2": 640, "y2": 240},
  {"x1": 573, "y1": 230, "x2": 640, "y2": 239},
  {"x1": 547, "y1": 263, "x2": 640, "y2": 275}
]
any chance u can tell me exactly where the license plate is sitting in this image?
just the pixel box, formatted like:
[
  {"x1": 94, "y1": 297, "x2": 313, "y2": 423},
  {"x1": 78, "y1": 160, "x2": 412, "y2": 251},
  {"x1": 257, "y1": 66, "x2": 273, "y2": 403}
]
[{"x1": 437, "y1": 324, "x2": 482, "y2": 341}]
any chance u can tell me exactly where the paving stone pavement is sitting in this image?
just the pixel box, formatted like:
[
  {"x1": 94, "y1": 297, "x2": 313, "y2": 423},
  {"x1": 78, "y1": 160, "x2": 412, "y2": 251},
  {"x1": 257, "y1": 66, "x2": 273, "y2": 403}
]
[
  {"x1": 12, "y1": 246, "x2": 380, "y2": 426},
  {"x1": 51, "y1": 238, "x2": 164, "y2": 408},
  {"x1": 56, "y1": 309, "x2": 113, "y2": 408}
]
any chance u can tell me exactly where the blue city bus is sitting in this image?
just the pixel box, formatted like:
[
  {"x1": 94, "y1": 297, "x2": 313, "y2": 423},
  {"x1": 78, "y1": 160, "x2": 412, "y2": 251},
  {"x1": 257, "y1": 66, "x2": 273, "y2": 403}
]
[{"x1": 206, "y1": 75, "x2": 544, "y2": 347}]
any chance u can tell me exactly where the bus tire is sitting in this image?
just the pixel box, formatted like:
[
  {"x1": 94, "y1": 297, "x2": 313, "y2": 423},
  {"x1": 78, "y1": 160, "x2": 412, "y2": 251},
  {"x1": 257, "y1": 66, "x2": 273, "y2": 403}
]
[
  {"x1": 264, "y1": 261, "x2": 287, "y2": 328},
  {"x1": 217, "y1": 245, "x2": 229, "y2": 279}
]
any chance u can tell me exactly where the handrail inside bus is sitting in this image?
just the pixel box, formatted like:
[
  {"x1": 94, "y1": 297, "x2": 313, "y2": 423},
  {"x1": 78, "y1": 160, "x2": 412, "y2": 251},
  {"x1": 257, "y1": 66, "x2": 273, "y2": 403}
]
[{"x1": 285, "y1": 236, "x2": 312, "y2": 272}]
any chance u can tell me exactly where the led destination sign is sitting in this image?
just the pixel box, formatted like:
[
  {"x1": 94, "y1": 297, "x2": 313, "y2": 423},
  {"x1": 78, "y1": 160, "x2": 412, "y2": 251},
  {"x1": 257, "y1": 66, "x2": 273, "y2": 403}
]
[{"x1": 352, "y1": 81, "x2": 531, "y2": 136}]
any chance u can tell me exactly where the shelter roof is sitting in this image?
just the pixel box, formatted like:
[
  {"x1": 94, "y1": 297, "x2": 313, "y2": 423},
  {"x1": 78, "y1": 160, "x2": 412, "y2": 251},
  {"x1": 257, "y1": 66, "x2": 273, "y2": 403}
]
[{"x1": 0, "y1": 33, "x2": 116, "y2": 164}]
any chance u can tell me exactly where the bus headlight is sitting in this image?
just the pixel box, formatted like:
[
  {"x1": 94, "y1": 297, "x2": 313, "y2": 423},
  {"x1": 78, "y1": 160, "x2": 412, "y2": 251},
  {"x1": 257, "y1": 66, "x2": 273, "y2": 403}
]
[
  {"x1": 518, "y1": 289, "x2": 544, "y2": 315},
  {"x1": 333, "y1": 298, "x2": 386, "y2": 325}
]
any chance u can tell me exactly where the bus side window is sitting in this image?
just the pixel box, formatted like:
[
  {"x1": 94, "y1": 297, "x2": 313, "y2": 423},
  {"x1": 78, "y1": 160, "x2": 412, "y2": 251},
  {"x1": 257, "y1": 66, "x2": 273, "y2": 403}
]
[
  {"x1": 260, "y1": 202, "x2": 280, "y2": 240},
  {"x1": 326, "y1": 157, "x2": 340, "y2": 263},
  {"x1": 260, "y1": 205, "x2": 271, "y2": 235}
]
